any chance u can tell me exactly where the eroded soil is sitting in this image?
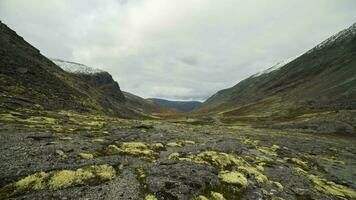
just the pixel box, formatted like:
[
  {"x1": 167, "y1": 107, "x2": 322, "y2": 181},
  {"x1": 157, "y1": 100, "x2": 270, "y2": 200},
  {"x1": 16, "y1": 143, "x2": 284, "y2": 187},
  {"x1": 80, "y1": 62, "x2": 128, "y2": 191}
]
[{"x1": 0, "y1": 111, "x2": 355, "y2": 200}]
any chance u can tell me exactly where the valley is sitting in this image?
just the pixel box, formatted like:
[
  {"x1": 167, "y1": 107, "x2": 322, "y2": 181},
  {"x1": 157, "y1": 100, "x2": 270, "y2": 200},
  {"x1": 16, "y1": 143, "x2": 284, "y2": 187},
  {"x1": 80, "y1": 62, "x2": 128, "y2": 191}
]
[
  {"x1": 0, "y1": 8, "x2": 356, "y2": 200},
  {"x1": 0, "y1": 110, "x2": 355, "y2": 200}
]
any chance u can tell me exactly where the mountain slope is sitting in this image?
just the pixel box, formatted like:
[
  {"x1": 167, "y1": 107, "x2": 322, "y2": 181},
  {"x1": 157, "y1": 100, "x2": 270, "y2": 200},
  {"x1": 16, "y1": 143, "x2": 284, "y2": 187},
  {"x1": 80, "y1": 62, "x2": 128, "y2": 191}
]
[
  {"x1": 148, "y1": 98, "x2": 202, "y2": 112},
  {"x1": 0, "y1": 21, "x2": 141, "y2": 118},
  {"x1": 52, "y1": 58, "x2": 170, "y2": 116},
  {"x1": 196, "y1": 23, "x2": 356, "y2": 134}
]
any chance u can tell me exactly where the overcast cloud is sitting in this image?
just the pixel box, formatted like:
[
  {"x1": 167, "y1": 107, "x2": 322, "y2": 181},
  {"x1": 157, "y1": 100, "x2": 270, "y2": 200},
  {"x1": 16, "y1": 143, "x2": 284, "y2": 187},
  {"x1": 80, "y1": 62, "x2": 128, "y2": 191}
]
[{"x1": 1, "y1": 0, "x2": 356, "y2": 101}]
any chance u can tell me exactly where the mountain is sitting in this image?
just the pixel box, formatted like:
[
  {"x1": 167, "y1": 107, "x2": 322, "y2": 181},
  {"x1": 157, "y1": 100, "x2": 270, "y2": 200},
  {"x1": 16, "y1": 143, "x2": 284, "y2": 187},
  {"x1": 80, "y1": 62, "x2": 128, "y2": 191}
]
[
  {"x1": 196, "y1": 23, "x2": 356, "y2": 134},
  {"x1": 0, "y1": 21, "x2": 142, "y2": 118},
  {"x1": 148, "y1": 98, "x2": 202, "y2": 112},
  {"x1": 51, "y1": 58, "x2": 171, "y2": 116}
]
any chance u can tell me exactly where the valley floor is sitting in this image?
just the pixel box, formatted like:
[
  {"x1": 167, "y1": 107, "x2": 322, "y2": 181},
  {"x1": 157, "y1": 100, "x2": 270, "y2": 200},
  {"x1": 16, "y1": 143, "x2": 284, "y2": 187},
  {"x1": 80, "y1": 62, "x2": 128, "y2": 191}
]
[{"x1": 0, "y1": 111, "x2": 355, "y2": 200}]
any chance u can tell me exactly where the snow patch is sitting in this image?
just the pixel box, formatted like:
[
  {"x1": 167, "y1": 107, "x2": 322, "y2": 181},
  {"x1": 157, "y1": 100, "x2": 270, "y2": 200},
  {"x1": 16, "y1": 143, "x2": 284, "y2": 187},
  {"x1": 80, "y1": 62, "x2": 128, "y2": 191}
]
[
  {"x1": 307, "y1": 23, "x2": 356, "y2": 53},
  {"x1": 51, "y1": 59, "x2": 104, "y2": 74},
  {"x1": 251, "y1": 55, "x2": 299, "y2": 78}
]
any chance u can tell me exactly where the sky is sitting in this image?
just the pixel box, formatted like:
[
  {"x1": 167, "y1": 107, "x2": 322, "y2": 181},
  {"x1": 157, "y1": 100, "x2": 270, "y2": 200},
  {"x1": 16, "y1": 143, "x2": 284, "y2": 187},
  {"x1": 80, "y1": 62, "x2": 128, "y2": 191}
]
[{"x1": 1, "y1": 0, "x2": 356, "y2": 101}]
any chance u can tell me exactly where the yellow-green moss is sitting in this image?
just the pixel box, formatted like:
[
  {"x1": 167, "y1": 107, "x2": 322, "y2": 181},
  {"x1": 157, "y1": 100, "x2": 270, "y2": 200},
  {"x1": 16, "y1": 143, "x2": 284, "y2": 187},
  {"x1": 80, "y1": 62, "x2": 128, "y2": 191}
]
[
  {"x1": 0, "y1": 164, "x2": 115, "y2": 198},
  {"x1": 272, "y1": 181, "x2": 284, "y2": 191},
  {"x1": 92, "y1": 138, "x2": 105, "y2": 143},
  {"x1": 292, "y1": 167, "x2": 356, "y2": 198},
  {"x1": 309, "y1": 174, "x2": 356, "y2": 198},
  {"x1": 59, "y1": 136, "x2": 73, "y2": 141},
  {"x1": 238, "y1": 166, "x2": 268, "y2": 184},
  {"x1": 104, "y1": 142, "x2": 162, "y2": 161},
  {"x1": 135, "y1": 167, "x2": 146, "y2": 180},
  {"x1": 168, "y1": 152, "x2": 181, "y2": 160},
  {"x1": 56, "y1": 150, "x2": 68, "y2": 159},
  {"x1": 167, "y1": 150, "x2": 270, "y2": 185},
  {"x1": 79, "y1": 152, "x2": 94, "y2": 159},
  {"x1": 166, "y1": 140, "x2": 196, "y2": 147},
  {"x1": 272, "y1": 197, "x2": 285, "y2": 200},
  {"x1": 145, "y1": 194, "x2": 158, "y2": 200},
  {"x1": 210, "y1": 191, "x2": 226, "y2": 200},
  {"x1": 218, "y1": 171, "x2": 248, "y2": 188},
  {"x1": 289, "y1": 158, "x2": 309, "y2": 169},
  {"x1": 196, "y1": 195, "x2": 209, "y2": 200}
]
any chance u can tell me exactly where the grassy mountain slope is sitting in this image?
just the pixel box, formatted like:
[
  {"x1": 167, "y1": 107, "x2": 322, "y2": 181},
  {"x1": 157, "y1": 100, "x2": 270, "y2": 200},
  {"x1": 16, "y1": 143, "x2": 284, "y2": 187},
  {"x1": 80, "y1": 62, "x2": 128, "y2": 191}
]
[
  {"x1": 196, "y1": 23, "x2": 356, "y2": 134},
  {"x1": 0, "y1": 21, "x2": 142, "y2": 118}
]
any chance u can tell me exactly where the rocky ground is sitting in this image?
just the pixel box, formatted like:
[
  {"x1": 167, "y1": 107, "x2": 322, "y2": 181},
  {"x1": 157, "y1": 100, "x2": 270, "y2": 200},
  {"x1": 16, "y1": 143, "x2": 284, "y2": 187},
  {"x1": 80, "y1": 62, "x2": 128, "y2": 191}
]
[{"x1": 0, "y1": 110, "x2": 355, "y2": 200}]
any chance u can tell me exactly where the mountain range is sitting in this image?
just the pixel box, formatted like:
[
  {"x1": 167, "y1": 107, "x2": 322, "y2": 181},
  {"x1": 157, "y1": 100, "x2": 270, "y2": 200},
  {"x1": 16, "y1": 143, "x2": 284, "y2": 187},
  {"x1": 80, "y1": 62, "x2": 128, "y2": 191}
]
[
  {"x1": 1, "y1": 20, "x2": 356, "y2": 134},
  {"x1": 196, "y1": 23, "x2": 356, "y2": 134}
]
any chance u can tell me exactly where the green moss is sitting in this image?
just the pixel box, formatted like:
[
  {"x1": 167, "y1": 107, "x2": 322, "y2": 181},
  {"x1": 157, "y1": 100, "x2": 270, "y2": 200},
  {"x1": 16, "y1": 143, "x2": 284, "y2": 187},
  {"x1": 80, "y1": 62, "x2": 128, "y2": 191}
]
[
  {"x1": 79, "y1": 152, "x2": 94, "y2": 159},
  {"x1": 272, "y1": 197, "x2": 285, "y2": 200},
  {"x1": 104, "y1": 142, "x2": 163, "y2": 161},
  {"x1": 218, "y1": 171, "x2": 248, "y2": 188},
  {"x1": 59, "y1": 136, "x2": 73, "y2": 141},
  {"x1": 168, "y1": 150, "x2": 270, "y2": 186},
  {"x1": 0, "y1": 164, "x2": 116, "y2": 198},
  {"x1": 145, "y1": 194, "x2": 158, "y2": 200},
  {"x1": 289, "y1": 158, "x2": 309, "y2": 169},
  {"x1": 56, "y1": 150, "x2": 68, "y2": 159},
  {"x1": 238, "y1": 166, "x2": 268, "y2": 184},
  {"x1": 292, "y1": 167, "x2": 356, "y2": 198},
  {"x1": 135, "y1": 167, "x2": 146, "y2": 180},
  {"x1": 210, "y1": 191, "x2": 226, "y2": 200},
  {"x1": 272, "y1": 181, "x2": 284, "y2": 191},
  {"x1": 195, "y1": 195, "x2": 209, "y2": 200},
  {"x1": 309, "y1": 174, "x2": 356, "y2": 198},
  {"x1": 92, "y1": 138, "x2": 105, "y2": 143},
  {"x1": 240, "y1": 136, "x2": 279, "y2": 157},
  {"x1": 166, "y1": 140, "x2": 196, "y2": 147}
]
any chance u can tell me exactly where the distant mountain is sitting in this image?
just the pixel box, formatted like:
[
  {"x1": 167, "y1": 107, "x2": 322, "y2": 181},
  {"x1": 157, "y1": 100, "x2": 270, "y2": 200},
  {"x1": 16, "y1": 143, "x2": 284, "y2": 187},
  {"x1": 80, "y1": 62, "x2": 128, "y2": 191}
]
[
  {"x1": 148, "y1": 98, "x2": 202, "y2": 112},
  {"x1": 196, "y1": 23, "x2": 356, "y2": 134},
  {"x1": 0, "y1": 21, "x2": 144, "y2": 118}
]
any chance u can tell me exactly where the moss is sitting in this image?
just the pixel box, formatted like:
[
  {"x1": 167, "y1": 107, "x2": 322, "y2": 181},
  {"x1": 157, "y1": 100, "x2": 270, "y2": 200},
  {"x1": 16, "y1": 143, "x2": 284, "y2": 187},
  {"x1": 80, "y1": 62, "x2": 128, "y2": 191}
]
[
  {"x1": 56, "y1": 150, "x2": 68, "y2": 159},
  {"x1": 168, "y1": 150, "x2": 270, "y2": 187},
  {"x1": 59, "y1": 136, "x2": 73, "y2": 141},
  {"x1": 238, "y1": 166, "x2": 268, "y2": 184},
  {"x1": 145, "y1": 194, "x2": 158, "y2": 200},
  {"x1": 292, "y1": 167, "x2": 356, "y2": 198},
  {"x1": 289, "y1": 158, "x2": 309, "y2": 169},
  {"x1": 104, "y1": 142, "x2": 162, "y2": 161},
  {"x1": 308, "y1": 174, "x2": 356, "y2": 198},
  {"x1": 92, "y1": 138, "x2": 105, "y2": 143},
  {"x1": 150, "y1": 143, "x2": 165, "y2": 151},
  {"x1": 49, "y1": 165, "x2": 115, "y2": 189},
  {"x1": 210, "y1": 191, "x2": 226, "y2": 200},
  {"x1": 196, "y1": 195, "x2": 209, "y2": 200},
  {"x1": 240, "y1": 136, "x2": 279, "y2": 157},
  {"x1": 272, "y1": 197, "x2": 285, "y2": 200},
  {"x1": 135, "y1": 167, "x2": 146, "y2": 180},
  {"x1": 218, "y1": 171, "x2": 248, "y2": 188},
  {"x1": 0, "y1": 164, "x2": 116, "y2": 198},
  {"x1": 166, "y1": 140, "x2": 196, "y2": 147},
  {"x1": 168, "y1": 152, "x2": 181, "y2": 160},
  {"x1": 272, "y1": 181, "x2": 284, "y2": 191},
  {"x1": 181, "y1": 151, "x2": 245, "y2": 170},
  {"x1": 105, "y1": 144, "x2": 121, "y2": 154},
  {"x1": 79, "y1": 152, "x2": 94, "y2": 159}
]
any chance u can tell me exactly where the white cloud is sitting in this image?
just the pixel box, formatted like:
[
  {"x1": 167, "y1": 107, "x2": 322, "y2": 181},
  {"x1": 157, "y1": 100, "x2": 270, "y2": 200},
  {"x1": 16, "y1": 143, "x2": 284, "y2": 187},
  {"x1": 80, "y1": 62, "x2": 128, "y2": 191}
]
[{"x1": 1, "y1": 0, "x2": 356, "y2": 100}]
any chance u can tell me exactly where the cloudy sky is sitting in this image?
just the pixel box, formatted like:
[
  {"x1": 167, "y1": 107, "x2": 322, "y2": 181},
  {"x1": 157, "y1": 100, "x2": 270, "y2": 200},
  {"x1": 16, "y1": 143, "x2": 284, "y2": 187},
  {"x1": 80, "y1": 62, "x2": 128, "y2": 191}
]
[{"x1": 1, "y1": 0, "x2": 356, "y2": 101}]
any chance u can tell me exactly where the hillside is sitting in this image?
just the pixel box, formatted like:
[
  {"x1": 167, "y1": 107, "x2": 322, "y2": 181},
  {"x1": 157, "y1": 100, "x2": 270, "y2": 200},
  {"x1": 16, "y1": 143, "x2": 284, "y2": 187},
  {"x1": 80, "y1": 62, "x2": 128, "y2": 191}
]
[
  {"x1": 0, "y1": 21, "x2": 141, "y2": 118},
  {"x1": 196, "y1": 23, "x2": 356, "y2": 134},
  {"x1": 148, "y1": 98, "x2": 202, "y2": 112}
]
